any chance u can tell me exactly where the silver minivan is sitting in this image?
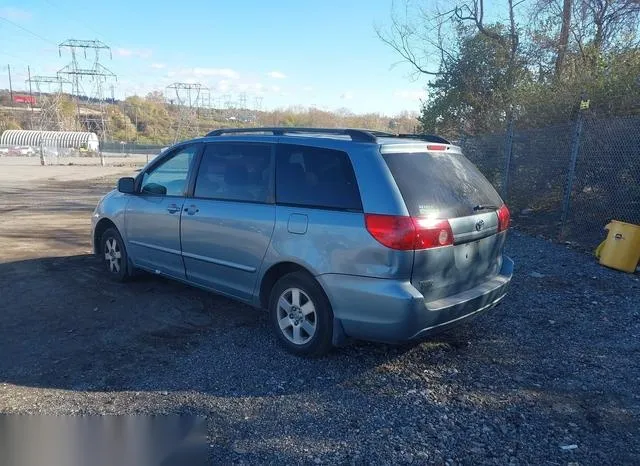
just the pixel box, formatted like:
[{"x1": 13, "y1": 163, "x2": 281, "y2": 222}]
[{"x1": 92, "y1": 128, "x2": 513, "y2": 356}]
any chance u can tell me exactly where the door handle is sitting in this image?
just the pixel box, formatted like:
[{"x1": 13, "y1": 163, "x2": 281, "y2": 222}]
[
  {"x1": 184, "y1": 204, "x2": 199, "y2": 215},
  {"x1": 166, "y1": 204, "x2": 180, "y2": 214}
]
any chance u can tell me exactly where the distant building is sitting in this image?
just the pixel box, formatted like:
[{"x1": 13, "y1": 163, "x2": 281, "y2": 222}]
[
  {"x1": 13, "y1": 95, "x2": 37, "y2": 105},
  {"x1": 0, "y1": 130, "x2": 100, "y2": 151}
]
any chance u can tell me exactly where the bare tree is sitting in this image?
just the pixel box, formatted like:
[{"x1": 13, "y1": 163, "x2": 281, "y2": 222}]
[
  {"x1": 533, "y1": 0, "x2": 639, "y2": 73},
  {"x1": 556, "y1": 0, "x2": 572, "y2": 77},
  {"x1": 580, "y1": 0, "x2": 640, "y2": 52},
  {"x1": 452, "y1": 0, "x2": 521, "y2": 62},
  {"x1": 377, "y1": 0, "x2": 528, "y2": 129},
  {"x1": 452, "y1": 0, "x2": 523, "y2": 118},
  {"x1": 377, "y1": 0, "x2": 523, "y2": 83},
  {"x1": 375, "y1": 1, "x2": 458, "y2": 77}
]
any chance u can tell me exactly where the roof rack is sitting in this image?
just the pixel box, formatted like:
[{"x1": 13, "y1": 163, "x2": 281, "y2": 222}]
[
  {"x1": 206, "y1": 127, "x2": 381, "y2": 143},
  {"x1": 204, "y1": 127, "x2": 451, "y2": 145}
]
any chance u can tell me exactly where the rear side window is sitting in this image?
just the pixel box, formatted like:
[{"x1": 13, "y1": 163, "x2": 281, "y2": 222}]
[
  {"x1": 383, "y1": 152, "x2": 503, "y2": 218},
  {"x1": 194, "y1": 143, "x2": 273, "y2": 203},
  {"x1": 276, "y1": 144, "x2": 362, "y2": 211}
]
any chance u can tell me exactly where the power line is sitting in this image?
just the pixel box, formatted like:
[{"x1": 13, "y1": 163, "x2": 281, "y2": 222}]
[
  {"x1": 0, "y1": 51, "x2": 31, "y2": 64},
  {"x1": 0, "y1": 16, "x2": 56, "y2": 46},
  {"x1": 40, "y1": 0, "x2": 116, "y2": 47}
]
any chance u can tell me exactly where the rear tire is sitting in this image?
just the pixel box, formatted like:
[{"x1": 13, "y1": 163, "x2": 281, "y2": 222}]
[
  {"x1": 100, "y1": 227, "x2": 130, "y2": 282},
  {"x1": 269, "y1": 272, "x2": 333, "y2": 357}
]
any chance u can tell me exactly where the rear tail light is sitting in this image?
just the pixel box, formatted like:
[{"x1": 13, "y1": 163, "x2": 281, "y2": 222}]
[
  {"x1": 413, "y1": 218, "x2": 454, "y2": 248},
  {"x1": 364, "y1": 215, "x2": 415, "y2": 250},
  {"x1": 365, "y1": 214, "x2": 454, "y2": 250},
  {"x1": 426, "y1": 144, "x2": 447, "y2": 151},
  {"x1": 497, "y1": 204, "x2": 510, "y2": 232}
]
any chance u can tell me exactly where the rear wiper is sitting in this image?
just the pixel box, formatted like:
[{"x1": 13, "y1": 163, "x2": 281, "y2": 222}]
[{"x1": 473, "y1": 204, "x2": 500, "y2": 211}]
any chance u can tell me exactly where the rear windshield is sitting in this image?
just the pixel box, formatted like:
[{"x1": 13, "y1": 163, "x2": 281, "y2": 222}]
[{"x1": 383, "y1": 152, "x2": 503, "y2": 218}]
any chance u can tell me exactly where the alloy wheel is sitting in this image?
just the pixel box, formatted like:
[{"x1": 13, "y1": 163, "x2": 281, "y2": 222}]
[
  {"x1": 276, "y1": 287, "x2": 317, "y2": 345},
  {"x1": 104, "y1": 237, "x2": 122, "y2": 274}
]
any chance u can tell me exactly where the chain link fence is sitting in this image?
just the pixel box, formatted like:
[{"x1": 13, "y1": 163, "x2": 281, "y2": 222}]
[
  {"x1": 2, "y1": 116, "x2": 637, "y2": 249},
  {"x1": 460, "y1": 112, "x2": 640, "y2": 249},
  {"x1": 100, "y1": 142, "x2": 166, "y2": 156},
  {"x1": 0, "y1": 143, "x2": 85, "y2": 165},
  {"x1": 0, "y1": 142, "x2": 157, "y2": 166},
  {"x1": 566, "y1": 115, "x2": 640, "y2": 246}
]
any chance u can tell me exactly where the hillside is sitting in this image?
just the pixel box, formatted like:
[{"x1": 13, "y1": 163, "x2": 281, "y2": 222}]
[{"x1": 0, "y1": 91, "x2": 419, "y2": 144}]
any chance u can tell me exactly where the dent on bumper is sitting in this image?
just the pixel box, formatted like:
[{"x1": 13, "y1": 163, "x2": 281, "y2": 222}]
[{"x1": 319, "y1": 256, "x2": 514, "y2": 344}]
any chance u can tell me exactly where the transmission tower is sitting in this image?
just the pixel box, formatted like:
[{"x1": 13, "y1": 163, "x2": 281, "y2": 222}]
[
  {"x1": 166, "y1": 82, "x2": 207, "y2": 142},
  {"x1": 26, "y1": 75, "x2": 72, "y2": 131},
  {"x1": 238, "y1": 92, "x2": 247, "y2": 110},
  {"x1": 198, "y1": 88, "x2": 212, "y2": 118},
  {"x1": 57, "y1": 39, "x2": 117, "y2": 139},
  {"x1": 254, "y1": 96, "x2": 263, "y2": 112},
  {"x1": 222, "y1": 94, "x2": 233, "y2": 110}
]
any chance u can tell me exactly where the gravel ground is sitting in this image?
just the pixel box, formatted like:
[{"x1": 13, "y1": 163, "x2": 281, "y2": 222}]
[{"x1": 0, "y1": 168, "x2": 639, "y2": 465}]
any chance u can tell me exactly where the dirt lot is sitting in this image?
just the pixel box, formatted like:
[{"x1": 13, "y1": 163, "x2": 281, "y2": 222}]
[{"x1": 1, "y1": 158, "x2": 639, "y2": 465}]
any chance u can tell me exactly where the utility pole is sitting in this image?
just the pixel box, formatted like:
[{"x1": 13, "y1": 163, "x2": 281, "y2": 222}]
[
  {"x1": 7, "y1": 65, "x2": 13, "y2": 105},
  {"x1": 27, "y1": 66, "x2": 34, "y2": 128}
]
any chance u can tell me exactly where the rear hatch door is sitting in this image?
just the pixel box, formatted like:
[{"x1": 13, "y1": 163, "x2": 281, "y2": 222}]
[{"x1": 382, "y1": 146, "x2": 506, "y2": 301}]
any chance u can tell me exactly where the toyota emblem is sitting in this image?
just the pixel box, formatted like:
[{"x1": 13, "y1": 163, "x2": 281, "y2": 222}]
[{"x1": 475, "y1": 219, "x2": 485, "y2": 231}]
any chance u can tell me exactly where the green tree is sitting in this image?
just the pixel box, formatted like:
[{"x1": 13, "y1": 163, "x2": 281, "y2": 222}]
[
  {"x1": 106, "y1": 105, "x2": 137, "y2": 142},
  {"x1": 420, "y1": 26, "x2": 529, "y2": 136},
  {"x1": 379, "y1": 0, "x2": 639, "y2": 135},
  {"x1": 122, "y1": 94, "x2": 173, "y2": 144},
  {"x1": 0, "y1": 112, "x2": 22, "y2": 131}
]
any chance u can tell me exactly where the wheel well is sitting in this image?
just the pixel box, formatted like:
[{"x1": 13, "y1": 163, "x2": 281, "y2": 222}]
[
  {"x1": 93, "y1": 218, "x2": 117, "y2": 254},
  {"x1": 259, "y1": 262, "x2": 312, "y2": 309}
]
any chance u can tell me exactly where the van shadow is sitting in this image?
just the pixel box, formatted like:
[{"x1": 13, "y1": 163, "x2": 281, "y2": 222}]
[{"x1": 0, "y1": 254, "x2": 469, "y2": 397}]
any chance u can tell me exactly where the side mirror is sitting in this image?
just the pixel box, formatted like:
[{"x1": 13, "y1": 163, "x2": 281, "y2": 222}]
[
  {"x1": 117, "y1": 177, "x2": 136, "y2": 194},
  {"x1": 141, "y1": 182, "x2": 167, "y2": 195}
]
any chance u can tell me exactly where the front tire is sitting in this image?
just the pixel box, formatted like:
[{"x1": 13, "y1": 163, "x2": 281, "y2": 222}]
[
  {"x1": 100, "y1": 227, "x2": 130, "y2": 282},
  {"x1": 269, "y1": 272, "x2": 333, "y2": 357}
]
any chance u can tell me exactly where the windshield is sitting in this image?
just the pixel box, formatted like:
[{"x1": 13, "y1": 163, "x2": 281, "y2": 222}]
[{"x1": 383, "y1": 151, "x2": 503, "y2": 219}]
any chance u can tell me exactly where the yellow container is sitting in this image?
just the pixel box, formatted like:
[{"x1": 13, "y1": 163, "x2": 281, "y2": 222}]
[{"x1": 596, "y1": 220, "x2": 640, "y2": 273}]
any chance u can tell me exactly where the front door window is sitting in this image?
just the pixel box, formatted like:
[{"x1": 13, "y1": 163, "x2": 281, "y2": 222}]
[{"x1": 141, "y1": 145, "x2": 199, "y2": 196}]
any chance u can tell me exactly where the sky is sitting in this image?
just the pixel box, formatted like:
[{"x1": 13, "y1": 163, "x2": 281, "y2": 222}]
[{"x1": 0, "y1": 0, "x2": 435, "y2": 115}]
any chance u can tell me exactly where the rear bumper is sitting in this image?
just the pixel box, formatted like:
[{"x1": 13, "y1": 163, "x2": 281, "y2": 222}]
[{"x1": 318, "y1": 255, "x2": 513, "y2": 344}]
